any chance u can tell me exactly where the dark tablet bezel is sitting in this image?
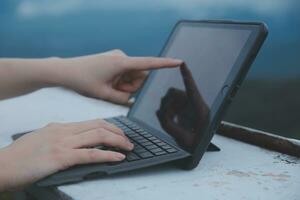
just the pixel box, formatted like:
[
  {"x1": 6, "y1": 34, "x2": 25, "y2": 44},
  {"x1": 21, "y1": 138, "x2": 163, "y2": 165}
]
[{"x1": 128, "y1": 20, "x2": 268, "y2": 169}]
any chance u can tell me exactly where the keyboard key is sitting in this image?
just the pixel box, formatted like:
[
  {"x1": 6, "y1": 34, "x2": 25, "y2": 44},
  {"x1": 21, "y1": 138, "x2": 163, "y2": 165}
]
[
  {"x1": 139, "y1": 132, "x2": 150, "y2": 137},
  {"x1": 127, "y1": 134, "x2": 139, "y2": 138},
  {"x1": 133, "y1": 149, "x2": 148, "y2": 155},
  {"x1": 143, "y1": 133, "x2": 153, "y2": 138},
  {"x1": 126, "y1": 153, "x2": 140, "y2": 161},
  {"x1": 133, "y1": 144, "x2": 143, "y2": 149},
  {"x1": 140, "y1": 141, "x2": 153, "y2": 146},
  {"x1": 149, "y1": 148, "x2": 164, "y2": 153},
  {"x1": 137, "y1": 138, "x2": 148, "y2": 143},
  {"x1": 166, "y1": 148, "x2": 177, "y2": 153},
  {"x1": 156, "y1": 141, "x2": 167, "y2": 146},
  {"x1": 131, "y1": 127, "x2": 140, "y2": 131},
  {"x1": 161, "y1": 144, "x2": 172, "y2": 150},
  {"x1": 147, "y1": 136, "x2": 158, "y2": 141},
  {"x1": 139, "y1": 152, "x2": 154, "y2": 159},
  {"x1": 153, "y1": 151, "x2": 167, "y2": 156},
  {"x1": 133, "y1": 146, "x2": 147, "y2": 154},
  {"x1": 152, "y1": 139, "x2": 162, "y2": 143},
  {"x1": 131, "y1": 136, "x2": 144, "y2": 141},
  {"x1": 144, "y1": 144, "x2": 158, "y2": 150}
]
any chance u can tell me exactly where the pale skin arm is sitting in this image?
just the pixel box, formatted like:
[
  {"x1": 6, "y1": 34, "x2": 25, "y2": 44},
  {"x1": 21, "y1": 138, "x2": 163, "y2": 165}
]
[
  {"x1": 0, "y1": 57, "x2": 61, "y2": 100},
  {"x1": 0, "y1": 49, "x2": 182, "y2": 191},
  {"x1": 0, "y1": 50, "x2": 182, "y2": 103}
]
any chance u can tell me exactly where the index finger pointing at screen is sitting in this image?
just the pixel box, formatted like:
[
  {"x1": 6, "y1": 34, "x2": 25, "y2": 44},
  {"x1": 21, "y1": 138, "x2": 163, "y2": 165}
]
[{"x1": 126, "y1": 57, "x2": 183, "y2": 70}]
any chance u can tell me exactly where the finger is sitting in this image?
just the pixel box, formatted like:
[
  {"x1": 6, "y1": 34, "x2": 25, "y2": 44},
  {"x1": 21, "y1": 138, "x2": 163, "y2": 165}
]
[
  {"x1": 102, "y1": 88, "x2": 131, "y2": 105},
  {"x1": 116, "y1": 71, "x2": 147, "y2": 92},
  {"x1": 126, "y1": 57, "x2": 182, "y2": 70},
  {"x1": 99, "y1": 120, "x2": 126, "y2": 137},
  {"x1": 121, "y1": 71, "x2": 147, "y2": 84},
  {"x1": 117, "y1": 78, "x2": 145, "y2": 93},
  {"x1": 74, "y1": 119, "x2": 126, "y2": 137},
  {"x1": 65, "y1": 119, "x2": 125, "y2": 137},
  {"x1": 67, "y1": 149, "x2": 126, "y2": 166},
  {"x1": 69, "y1": 128, "x2": 133, "y2": 150}
]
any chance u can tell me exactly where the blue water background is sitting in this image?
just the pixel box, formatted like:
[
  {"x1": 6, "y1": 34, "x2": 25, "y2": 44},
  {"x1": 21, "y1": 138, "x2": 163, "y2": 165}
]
[{"x1": 0, "y1": 0, "x2": 299, "y2": 79}]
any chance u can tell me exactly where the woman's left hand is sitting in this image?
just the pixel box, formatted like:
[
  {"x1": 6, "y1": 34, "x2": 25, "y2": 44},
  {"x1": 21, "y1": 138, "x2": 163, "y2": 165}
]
[{"x1": 57, "y1": 50, "x2": 182, "y2": 104}]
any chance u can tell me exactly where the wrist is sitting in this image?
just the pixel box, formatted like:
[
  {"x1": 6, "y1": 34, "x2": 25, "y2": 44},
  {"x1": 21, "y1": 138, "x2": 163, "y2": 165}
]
[
  {"x1": 30, "y1": 57, "x2": 67, "y2": 87},
  {"x1": 41, "y1": 57, "x2": 82, "y2": 89},
  {"x1": 0, "y1": 57, "x2": 66, "y2": 88}
]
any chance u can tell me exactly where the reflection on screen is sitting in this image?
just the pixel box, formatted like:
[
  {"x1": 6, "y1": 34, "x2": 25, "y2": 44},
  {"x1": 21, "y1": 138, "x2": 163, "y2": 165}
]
[{"x1": 131, "y1": 24, "x2": 251, "y2": 152}]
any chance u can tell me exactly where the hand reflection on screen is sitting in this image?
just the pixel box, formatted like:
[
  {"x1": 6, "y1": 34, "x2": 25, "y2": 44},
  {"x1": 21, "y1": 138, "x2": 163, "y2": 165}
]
[{"x1": 156, "y1": 63, "x2": 210, "y2": 152}]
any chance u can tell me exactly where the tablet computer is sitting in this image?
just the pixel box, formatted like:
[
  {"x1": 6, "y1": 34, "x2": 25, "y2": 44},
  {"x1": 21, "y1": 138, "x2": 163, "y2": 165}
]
[{"x1": 12, "y1": 20, "x2": 268, "y2": 186}]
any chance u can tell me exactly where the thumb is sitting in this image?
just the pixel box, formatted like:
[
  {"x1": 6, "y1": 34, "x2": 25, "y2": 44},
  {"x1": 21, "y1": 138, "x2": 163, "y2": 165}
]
[{"x1": 103, "y1": 88, "x2": 131, "y2": 105}]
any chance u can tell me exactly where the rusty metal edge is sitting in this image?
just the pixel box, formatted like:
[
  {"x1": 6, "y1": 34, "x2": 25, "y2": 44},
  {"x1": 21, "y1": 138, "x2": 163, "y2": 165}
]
[{"x1": 217, "y1": 121, "x2": 300, "y2": 158}]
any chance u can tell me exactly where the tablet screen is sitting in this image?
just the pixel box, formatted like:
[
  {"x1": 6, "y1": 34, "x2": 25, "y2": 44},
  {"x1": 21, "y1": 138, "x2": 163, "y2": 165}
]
[{"x1": 129, "y1": 22, "x2": 255, "y2": 153}]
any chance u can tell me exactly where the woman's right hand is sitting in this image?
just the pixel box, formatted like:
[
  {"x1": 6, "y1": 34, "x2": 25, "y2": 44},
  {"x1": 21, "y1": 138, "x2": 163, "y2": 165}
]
[{"x1": 0, "y1": 119, "x2": 133, "y2": 191}]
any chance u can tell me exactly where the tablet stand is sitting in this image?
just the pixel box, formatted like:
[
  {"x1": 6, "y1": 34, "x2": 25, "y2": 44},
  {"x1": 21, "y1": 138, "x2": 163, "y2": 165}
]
[
  {"x1": 207, "y1": 142, "x2": 220, "y2": 151},
  {"x1": 206, "y1": 131, "x2": 221, "y2": 151}
]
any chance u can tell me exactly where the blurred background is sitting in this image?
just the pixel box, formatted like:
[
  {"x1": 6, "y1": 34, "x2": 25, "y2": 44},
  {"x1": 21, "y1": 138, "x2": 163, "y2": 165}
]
[{"x1": 0, "y1": 0, "x2": 299, "y2": 139}]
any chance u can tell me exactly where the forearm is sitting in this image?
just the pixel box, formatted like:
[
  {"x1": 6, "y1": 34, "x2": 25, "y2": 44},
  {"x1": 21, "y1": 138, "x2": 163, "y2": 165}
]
[
  {"x1": 0, "y1": 57, "x2": 66, "y2": 100},
  {"x1": 0, "y1": 52, "x2": 182, "y2": 102},
  {"x1": 0, "y1": 147, "x2": 15, "y2": 191}
]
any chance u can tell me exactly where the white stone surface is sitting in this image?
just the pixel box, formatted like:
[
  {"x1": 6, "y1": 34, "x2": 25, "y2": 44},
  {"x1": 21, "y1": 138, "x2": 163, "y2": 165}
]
[{"x1": 0, "y1": 87, "x2": 299, "y2": 200}]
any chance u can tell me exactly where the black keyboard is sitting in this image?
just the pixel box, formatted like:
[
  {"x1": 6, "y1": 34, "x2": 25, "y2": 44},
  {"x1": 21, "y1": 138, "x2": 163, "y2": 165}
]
[{"x1": 105, "y1": 116, "x2": 178, "y2": 162}]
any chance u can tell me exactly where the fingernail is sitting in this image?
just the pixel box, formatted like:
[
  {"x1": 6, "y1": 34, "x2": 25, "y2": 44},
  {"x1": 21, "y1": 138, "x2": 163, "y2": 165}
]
[
  {"x1": 123, "y1": 136, "x2": 131, "y2": 144},
  {"x1": 116, "y1": 153, "x2": 126, "y2": 160},
  {"x1": 128, "y1": 142, "x2": 134, "y2": 150}
]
